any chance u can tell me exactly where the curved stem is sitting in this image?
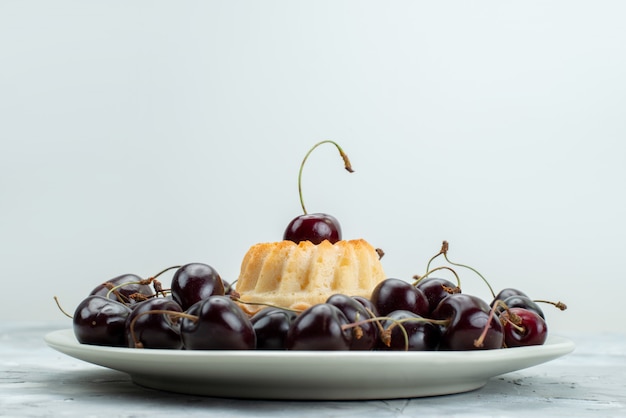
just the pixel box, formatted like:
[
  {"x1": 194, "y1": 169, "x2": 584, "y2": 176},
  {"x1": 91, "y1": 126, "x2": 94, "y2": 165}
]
[
  {"x1": 412, "y1": 266, "x2": 461, "y2": 289},
  {"x1": 150, "y1": 265, "x2": 182, "y2": 280},
  {"x1": 474, "y1": 300, "x2": 507, "y2": 348},
  {"x1": 230, "y1": 296, "x2": 303, "y2": 314},
  {"x1": 297, "y1": 140, "x2": 354, "y2": 214},
  {"x1": 425, "y1": 241, "x2": 447, "y2": 273},
  {"x1": 342, "y1": 315, "x2": 450, "y2": 351},
  {"x1": 442, "y1": 242, "x2": 495, "y2": 299},
  {"x1": 534, "y1": 299, "x2": 568, "y2": 311},
  {"x1": 53, "y1": 296, "x2": 73, "y2": 319},
  {"x1": 105, "y1": 265, "x2": 181, "y2": 301}
]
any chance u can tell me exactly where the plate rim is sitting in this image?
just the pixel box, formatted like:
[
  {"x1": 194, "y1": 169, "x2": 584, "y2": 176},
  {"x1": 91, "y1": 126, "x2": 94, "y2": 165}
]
[
  {"x1": 45, "y1": 328, "x2": 575, "y2": 359},
  {"x1": 44, "y1": 329, "x2": 575, "y2": 400}
]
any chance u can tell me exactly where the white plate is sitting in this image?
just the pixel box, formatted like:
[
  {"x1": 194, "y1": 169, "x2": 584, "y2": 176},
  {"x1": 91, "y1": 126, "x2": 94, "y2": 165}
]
[{"x1": 45, "y1": 329, "x2": 574, "y2": 400}]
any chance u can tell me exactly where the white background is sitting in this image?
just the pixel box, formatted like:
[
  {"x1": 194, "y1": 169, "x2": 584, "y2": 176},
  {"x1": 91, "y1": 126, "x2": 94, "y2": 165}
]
[{"x1": 1, "y1": 1, "x2": 624, "y2": 333}]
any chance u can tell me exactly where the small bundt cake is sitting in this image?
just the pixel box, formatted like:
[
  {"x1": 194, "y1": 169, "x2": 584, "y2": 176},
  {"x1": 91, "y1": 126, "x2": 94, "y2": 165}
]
[{"x1": 235, "y1": 239, "x2": 386, "y2": 314}]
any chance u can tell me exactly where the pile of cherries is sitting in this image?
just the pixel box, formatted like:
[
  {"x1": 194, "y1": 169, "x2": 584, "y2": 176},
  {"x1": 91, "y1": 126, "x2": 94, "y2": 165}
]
[
  {"x1": 64, "y1": 142, "x2": 565, "y2": 351},
  {"x1": 66, "y1": 240, "x2": 565, "y2": 352}
]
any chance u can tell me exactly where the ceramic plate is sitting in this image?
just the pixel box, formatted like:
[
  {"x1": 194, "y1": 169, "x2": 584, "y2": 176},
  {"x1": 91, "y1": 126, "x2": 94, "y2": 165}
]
[{"x1": 45, "y1": 329, "x2": 574, "y2": 400}]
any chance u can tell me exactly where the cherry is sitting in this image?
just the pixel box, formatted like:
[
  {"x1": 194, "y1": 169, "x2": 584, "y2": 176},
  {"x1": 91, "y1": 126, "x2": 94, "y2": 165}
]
[
  {"x1": 501, "y1": 295, "x2": 545, "y2": 319},
  {"x1": 170, "y1": 263, "x2": 225, "y2": 311},
  {"x1": 376, "y1": 310, "x2": 440, "y2": 351},
  {"x1": 370, "y1": 278, "x2": 430, "y2": 317},
  {"x1": 89, "y1": 273, "x2": 154, "y2": 307},
  {"x1": 352, "y1": 295, "x2": 379, "y2": 317},
  {"x1": 180, "y1": 296, "x2": 256, "y2": 350},
  {"x1": 431, "y1": 293, "x2": 504, "y2": 350},
  {"x1": 73, "y1": 295, "x2": 132, "y2": 347},
  {"x1": 283, "y1": 213, "x2": 342, "y2": 245},
  {"x1": 283, "y1": 140, "x2": 353, "y2": 245},
  {"x1": 491, "y1": 288, "x2": 528, "y2": 307},
  {"x1": 250, "y1": 307, "x2": 298, "y2": 350},
  {"x1": 326, "y1": 294, "x2": 378, "y2": 350},
  {"x1": 414, "y1": 277, "x2": 461, "y2": 314},
  {"x1": 286, "y1": 303, "x2": 352, "y2": 350},
  {"x1": 125, "y1": 297, "x2": 184, "y2": 349},
  {"x1": 500, "y1": 307, "x2": 547, "y2": 347}
]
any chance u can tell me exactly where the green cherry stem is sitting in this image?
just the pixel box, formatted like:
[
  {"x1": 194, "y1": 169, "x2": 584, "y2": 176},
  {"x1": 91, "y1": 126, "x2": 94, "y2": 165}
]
[
  {"x1": 441, "y1": 241, "x2": 496, "y2": 299},
  {"x1": 412, "y1": 266, "x2": 461, "y2": 289},
  {"x1": 425, "y1": 241, "x2": 447, "y2": 273},
  {"x1": 297, "y1": 140, "x2": 354, "y2": 215},
  {"x1": 53, "y1": 296, "x2": 73, "y2": 319}
]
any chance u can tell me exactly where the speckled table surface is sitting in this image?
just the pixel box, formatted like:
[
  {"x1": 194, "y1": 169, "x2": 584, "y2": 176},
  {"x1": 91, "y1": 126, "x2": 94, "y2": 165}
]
[{"x1": 1, "y1": 322, "x2": 624, "y2": 418}]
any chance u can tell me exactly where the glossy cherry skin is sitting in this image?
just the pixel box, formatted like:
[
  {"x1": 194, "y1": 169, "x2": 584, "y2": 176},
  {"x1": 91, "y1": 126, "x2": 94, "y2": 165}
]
[
  {"x1": 501, "y1": 295, "x2": 545, "y2": 319},
  {"x1": 180, "y1": 296, "x2": 255, "y2": 350},
  {"x1": 250, "y1": 307, "x2": 298, "y2": 350},
  {"x1": 125, "y1": 297, "x2": 183, "y2": 349},
  {"x1": 170, "y1": 263, "x2": 225, "y2": 311},
  {"x1": 376, "y1": 310, "x2": 440, "y2": 351},
  {"x1": 89, "y1": 273, "x2": 154, "y2": 307},
  {"x1": 491, "y1": 288, "x2": 528, "y2": 307},
  {"x1": 501, "y1": 307, "x2": 548, "y2": 347},
  {"x1": 326, "y1": 294, "x2": 378, "y2": 350},
  {"x1": 283, "y1": 213, "x2": 341, "y2": 245},
  {"x1": 431, "y1": 293, "x2": 504, "y2": 350},
  {"x1": 352, "y1": 295, "x2": 379, "y2": 317},
  {"x1": 286, "y1": 303, "x2": 352, "y2": 350},
  {"x1": 73, "y1": 295, "x2": 132, "y2": 347},
  {"x1": 415, "y1": 277, "x2": 461, "y2": 314},
  {"x1": 370, "y1": 278, "x2": 429, "y2": 317}
]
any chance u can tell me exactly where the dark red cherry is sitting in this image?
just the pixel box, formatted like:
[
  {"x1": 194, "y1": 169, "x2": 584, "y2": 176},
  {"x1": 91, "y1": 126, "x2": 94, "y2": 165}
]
[
  {"x1": 170, "y1": 263, "x2": 225, "y2": 311},
  {"x1": 431, "y1": 293, "x2": 504, "y2": 350},
  {"x1": 376, "y1": 310, "x2": 440, "y2": 351},
  {"x1": 326, "y1": 294, "x2": 378, "y2": 350},
  {"x1": 89, "y1": 273, "x2": 154, "y2": 307},
  {"x1": 180, "y1": 296, "x2": 255, "y2": 350},
  {"x1": 501, "y1": 295, "x2": 545, "y2": 319},
  {"x1": 501, "y1": 307, "x2": 548, "y2": 347},
  {"x1": 286, "y1": 303, "x2": 352, "y2": 350},
  {"x1": 352, "y1": 295, "x2": 379, "y2": 317},
  {"x1": 283, "y1": 213, "x2": 341, "y2": 245},
  {"x1": 73, "y1": 295, "x2": 132, "y2": 347},
  {"x1": 250, "y1": 307, "x2": 298, "y2": 350},
  {"x1": 125, "y1": 297, "x2": 183, "y2": 349},
  {"x1": 491, "y1": 288, "x2": 528, "y2": 307},
  {"x1": 370, "y1": 278, "x2": 429, "y2": 317},
  {"x1": 415, "y1": 277, "x2": 461, "y2": 314}
]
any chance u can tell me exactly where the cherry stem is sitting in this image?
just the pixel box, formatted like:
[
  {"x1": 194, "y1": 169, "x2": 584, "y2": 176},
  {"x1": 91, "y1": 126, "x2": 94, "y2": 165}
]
[
  {"x1": 342, "y1": 315, "x2": 450, "y2": 351},
  {"x1": 474, "y1": 299, "x2": 512, "y2": 348},
  {"x1": 230, "y1": 296, "x2": 304, "y2": 314},
  {"x1": 105, "y1": 265, "x2": 181, "y2": 301},
  {"x1": 441, "y1": 240, "x2": 496, "y2": 299},
  {"x1": 103, "y1": 284, "x2": 130, "y2": 304},
  {"x1": 297, "y1": 140, "x2": 354, "y2": 215},
  {"x1": 129, "y1": 309, "x2": 198, "y2": 349},
  {"x1": 534, "y1": 299, "x2": 568, "y2": 311},
  {"x1": 150, "y1": 265, "x2": 182, "y2": 280},
  {"x1": 53, "y1": 296, "x2": 73, "y2": 319},
  {"x1": 425, "y1": 241, "x2": 447, "y2": 273},
  {"x1": 412, "y1": 265, "x2": 461, "y2": 289}
]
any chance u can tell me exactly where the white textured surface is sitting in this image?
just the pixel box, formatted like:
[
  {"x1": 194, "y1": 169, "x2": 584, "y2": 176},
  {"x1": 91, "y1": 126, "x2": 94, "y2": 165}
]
[{"x1": 1, "y1": 322, "x2": 624, "y2": 417}]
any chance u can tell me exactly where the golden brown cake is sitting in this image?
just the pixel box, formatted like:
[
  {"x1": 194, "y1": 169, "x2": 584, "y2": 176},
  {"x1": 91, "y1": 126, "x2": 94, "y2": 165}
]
[{"x1": 235, "y1": 239, "x2": 386, "y2": 314}]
